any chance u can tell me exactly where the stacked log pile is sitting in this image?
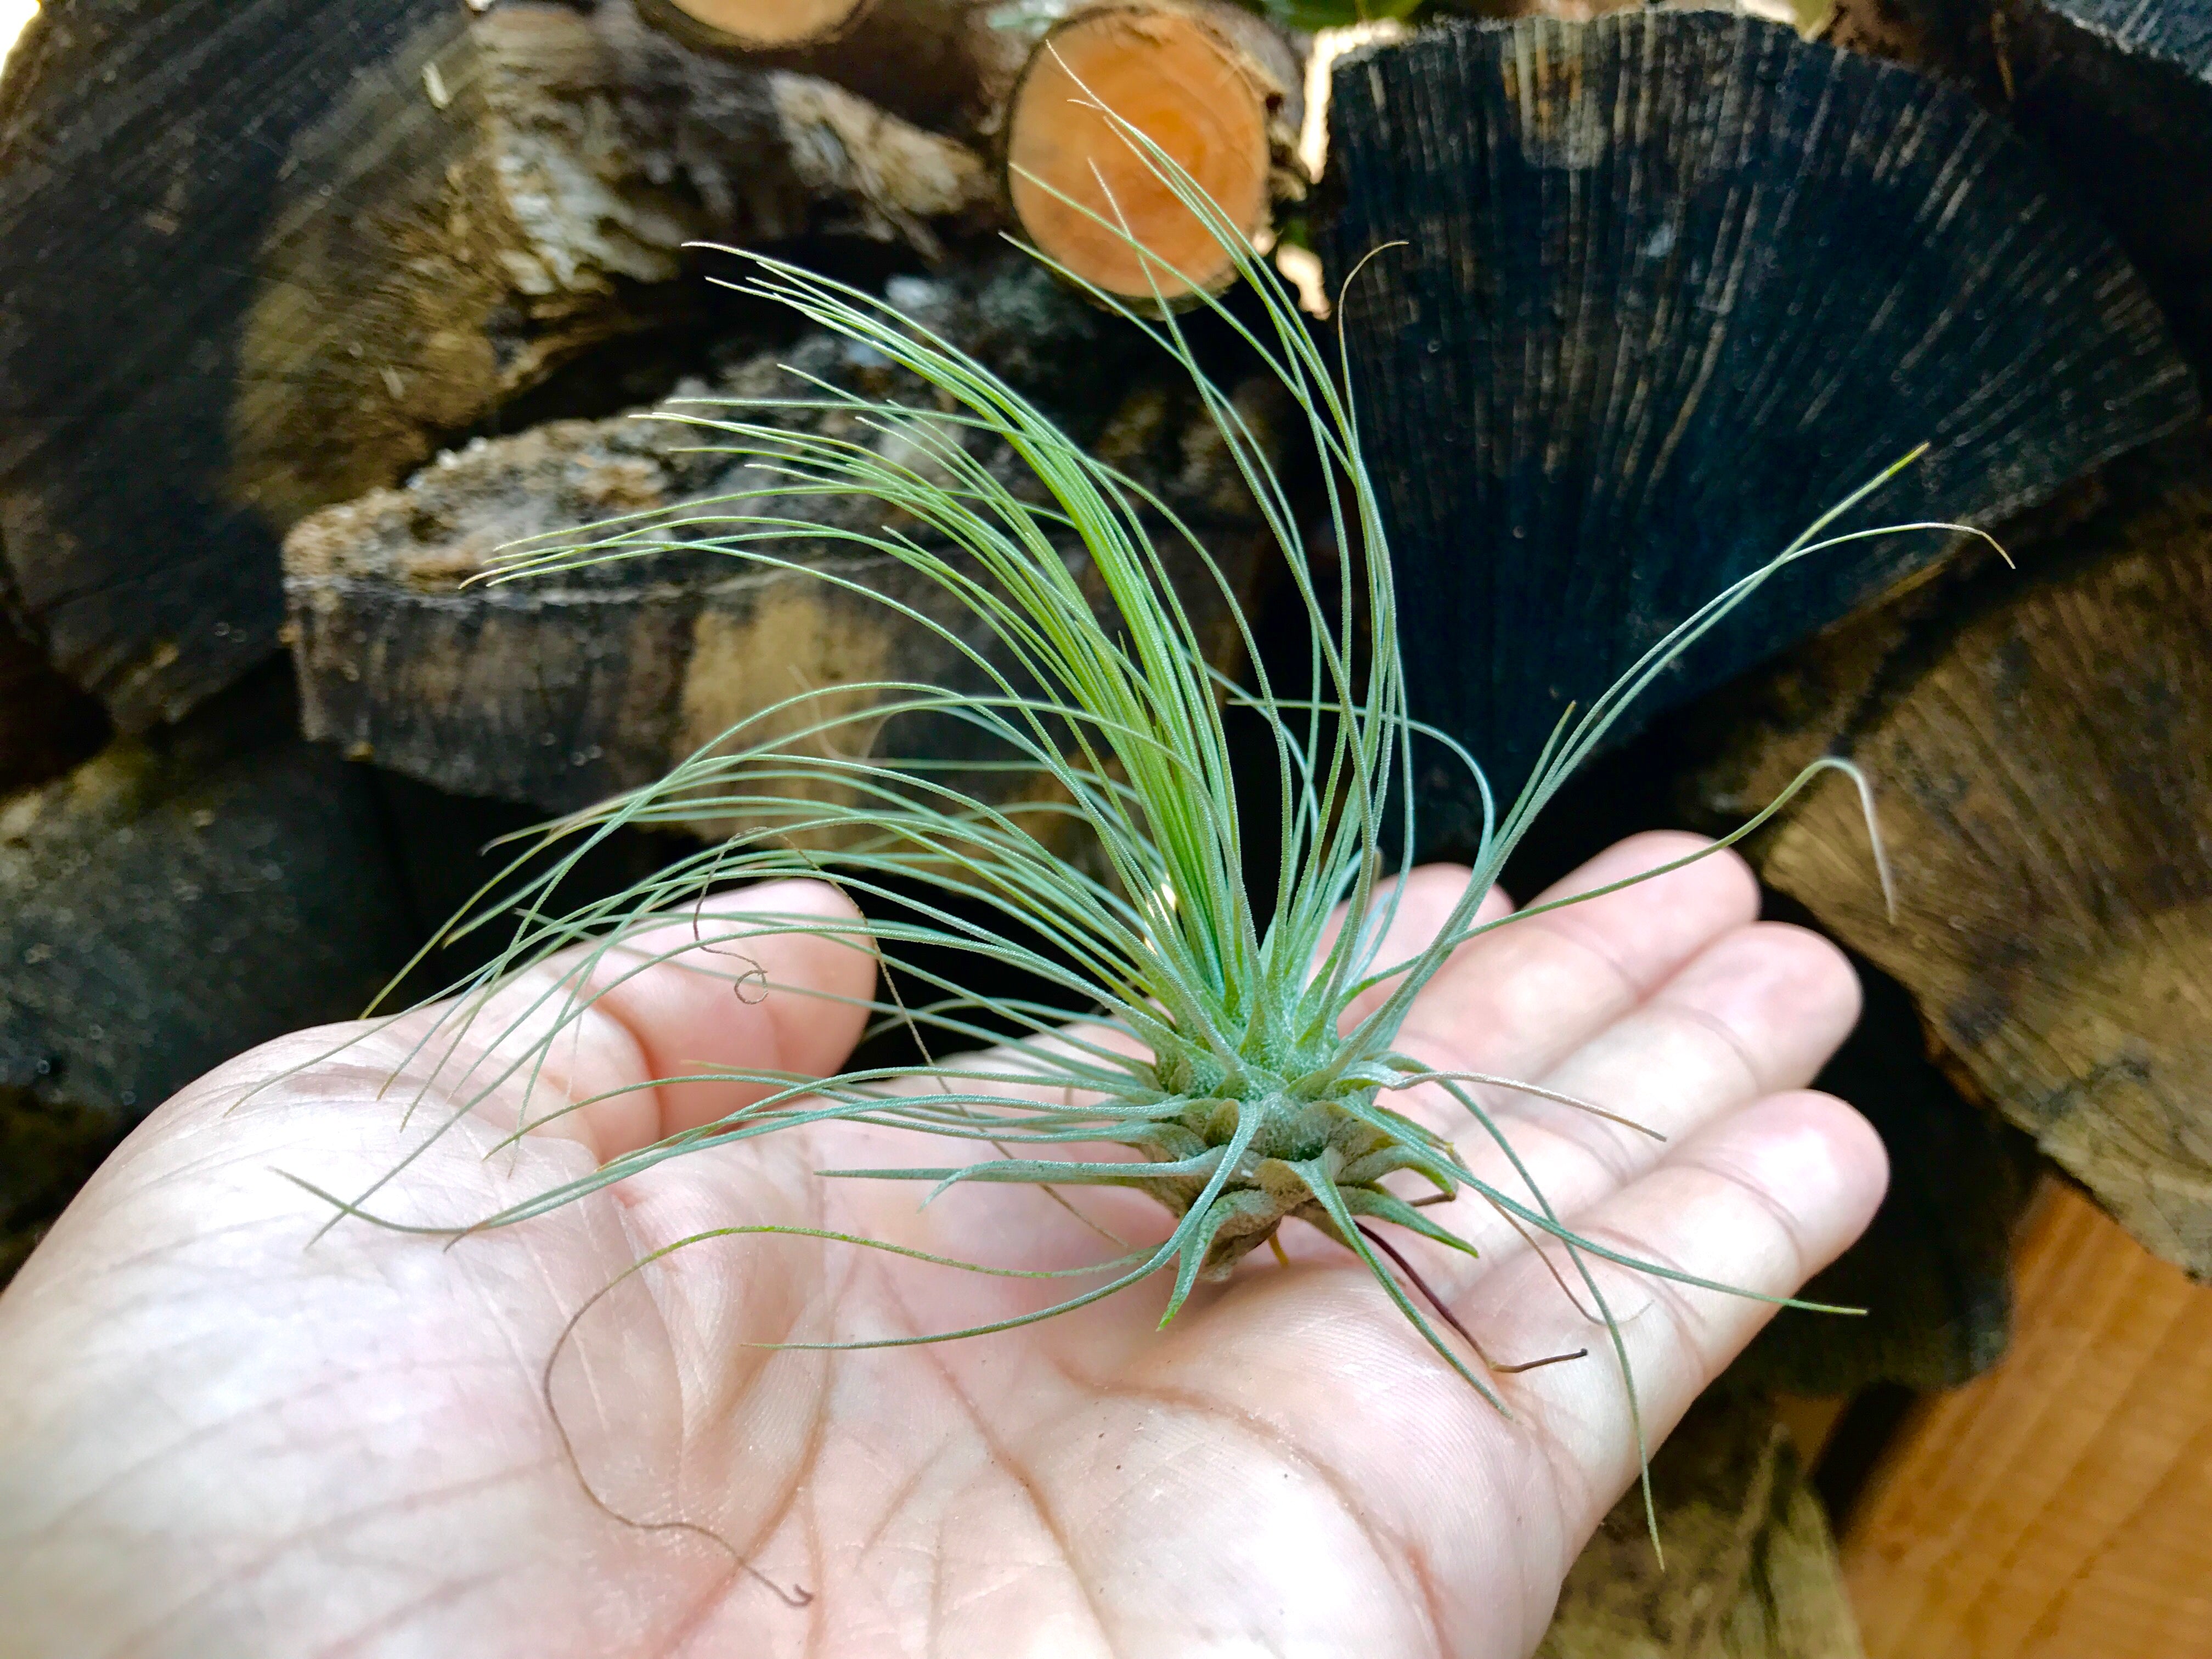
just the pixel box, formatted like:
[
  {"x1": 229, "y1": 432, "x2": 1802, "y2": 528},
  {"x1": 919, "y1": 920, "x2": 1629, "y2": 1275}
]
[{"x1": 10, "y1": 0, "x2": 2212, "y2": 1648}]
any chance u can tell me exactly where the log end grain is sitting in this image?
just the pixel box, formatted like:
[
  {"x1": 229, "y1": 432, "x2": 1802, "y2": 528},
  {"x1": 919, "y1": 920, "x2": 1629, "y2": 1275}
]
[{"x1": 1319, "y1": 10, "x2": 2196, "y2": 855}]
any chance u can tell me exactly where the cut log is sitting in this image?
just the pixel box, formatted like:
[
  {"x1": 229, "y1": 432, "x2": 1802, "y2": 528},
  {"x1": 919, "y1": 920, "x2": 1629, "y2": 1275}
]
[
  {"x1": 1688, "y1": 430, "x2": 2212, "y2": 1276},
  {"x1": 1841, "y1": 1181, "x2": 2212, "y2": 1658},
  {"x1": 0, "y1": 0, "x2": 457, "y2": 729},
  {"x1": 1540, "y1": 1387, "x2": 1864, "y2": 1658},
  {"x1": 1006, "y1": 2, "x2": 1305, "y2": 304},
  {"x1": 283, "y1": 259, "x2": 1281, "y2": 834},
  {"x1": 0, "y1": 0, "x2": 993, "y2": 733},
  {"x1": 633, "y1": 0, "x2": 1028, "y2": 137},
  {"x1": 0, "y1": 668, "x2": 419, "y2": 1277},
  {"x1": 1989, "y1": 0, "x2": 2212, "y2": 370},
  {"x1": 1317, "y1": 10, "x2": 2196, "y2": 856},
  {"x1": 235, "y1": 0, "x2": 998, "y2": 543},
  {"x1": 648, "y1": 0, "x2": 872, "y2": 46},
  {"x1": 1809, "y1": 0, "x2": 2212, "y2": 369}
]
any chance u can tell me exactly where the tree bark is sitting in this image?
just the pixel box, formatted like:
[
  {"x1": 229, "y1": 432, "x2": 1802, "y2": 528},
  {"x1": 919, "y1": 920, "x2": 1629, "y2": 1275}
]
[
  {"x1": 1542, "y1": 1387, "x2": 1864, "y2": 1659},
  {"x1": 633, "y1": 0, "x2": 1029, "y2": 138},
  {"x1": 0, "y1": 668, "x2": 418, "y2": 1279}
]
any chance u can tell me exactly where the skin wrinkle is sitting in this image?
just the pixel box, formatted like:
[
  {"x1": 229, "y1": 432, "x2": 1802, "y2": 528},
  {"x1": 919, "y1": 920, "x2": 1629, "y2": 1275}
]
[
  {"x1": 109, "y1": 1460, "x2": 549, "y2": 1659},
  {"x1": 35, "y1": 1347, "x2": 503, "y2": 1532},
  {"x1": 634, "y1": 1245, "x2": 834, "y2": 1641},
  {"x1": 314, "y1": 1571, "x2": 507, "y2": 1659},
  {"x1": 1683, "y1": 1148, "x2": 1821, "y2": 1291},
  {"x1": 1107, "y1": 1375, "x2": 1454, "y2": 1659},
  {"x1": 883, "y1": 1265, "x2": 1119, "y2": 1657},
  {"x1": 1650, "y1": 997, "x2": 1773, "y2": 1099},
  {"x1": 0, "y1": 841, "x2": 1886, "y2": 1659}
]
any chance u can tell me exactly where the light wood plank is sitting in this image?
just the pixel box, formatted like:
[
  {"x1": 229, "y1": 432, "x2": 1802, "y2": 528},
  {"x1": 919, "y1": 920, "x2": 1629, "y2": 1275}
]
[{"x1": 1841, "y1": 1180, "x2": 2212, "y2": 1656}]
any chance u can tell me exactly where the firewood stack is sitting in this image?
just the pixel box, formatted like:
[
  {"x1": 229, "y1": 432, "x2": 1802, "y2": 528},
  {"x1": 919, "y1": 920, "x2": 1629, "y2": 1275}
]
[{"x1": 7, "y1": 0, "x2": 2212, "y2": 1647}]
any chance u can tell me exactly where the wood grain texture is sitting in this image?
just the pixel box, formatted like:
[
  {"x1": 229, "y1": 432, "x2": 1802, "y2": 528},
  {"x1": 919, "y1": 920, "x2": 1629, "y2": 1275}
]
[
  {"x1": 0, "y1": 669, "x2": 414, "y2": 1118},
  {"x1": 1696, "y1": 431, "x2": 2212, "y2": 1273},
  {"x1": 1992, "y1": 0, "x2": 2212, "y2": 369},
  {"x1": 233, "y1": 0, "x2": 995, "y2": 529},
  {"x1": 1317, "y1": 10, "x2": 2196, "y2": 853},
  {"x1": 0, "y1": 0, "x2": 462, "y2": 728},
  {"x1": 283, "y1": 262, "x2": 1278, "y2": 831},
  {"x1": 1841, "y1": 1180, "x2": 2212, "y2": 1656},
  {"x1": 1541, "y1": 1388, "x2": 1863, "y2": 1659},
  {"x1": 1006, "y1": 1, "x2": 1306, "y2": 304},
  {"x1": 0, "y1": 0, "x2": 994, "y2": 732}
]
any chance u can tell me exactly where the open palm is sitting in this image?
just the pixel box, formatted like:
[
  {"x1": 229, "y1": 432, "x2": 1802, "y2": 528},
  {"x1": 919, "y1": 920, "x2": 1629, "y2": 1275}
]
[{"x1": 0, "y1": 832, "x2": 1881, "y2": 1659}]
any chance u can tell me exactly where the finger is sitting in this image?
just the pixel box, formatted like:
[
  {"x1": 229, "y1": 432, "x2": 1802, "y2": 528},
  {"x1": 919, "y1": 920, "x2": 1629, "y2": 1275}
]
[
  {"x1": 1391, "y1": 832, "x2": 1762, "y2": 1090},
  {"x1": 560, "y1": 878, "x2": 876, "y2": 1152},
  {"x1": 1406, "y1": 922, "x2": 1860, "y2": 1272},
  {"x1": 386, "y1": 879, "x2": 874, "y2": 1159},
  {"x1": 1468, "y1": 1090, "x2": 1888, "y2": 1558},
  {"x1": 1314, "y1": 864, "x2": 1513, "y2": 1030}
]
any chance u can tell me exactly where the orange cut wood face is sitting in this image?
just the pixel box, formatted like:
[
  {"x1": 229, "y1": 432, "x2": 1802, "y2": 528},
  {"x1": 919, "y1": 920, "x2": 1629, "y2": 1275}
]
[
  {"x1": 664, "y1": 0, "x2": 866, "y2": 48},
  {"x1": 1008, "y1": 8, "x2": 1271, "y2": 302}
]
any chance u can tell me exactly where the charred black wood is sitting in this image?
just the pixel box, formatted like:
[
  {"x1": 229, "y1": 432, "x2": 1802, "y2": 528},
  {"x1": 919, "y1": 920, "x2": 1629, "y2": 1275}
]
[{"x1": 1318, "y1": 11, "x2": 2196, "y2": 855}]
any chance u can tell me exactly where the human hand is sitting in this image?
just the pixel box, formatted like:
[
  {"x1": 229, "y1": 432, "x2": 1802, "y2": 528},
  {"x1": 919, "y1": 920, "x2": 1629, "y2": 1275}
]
[{"x1": 0, "y1": 831, "x2": 1881, "y2": 1659}]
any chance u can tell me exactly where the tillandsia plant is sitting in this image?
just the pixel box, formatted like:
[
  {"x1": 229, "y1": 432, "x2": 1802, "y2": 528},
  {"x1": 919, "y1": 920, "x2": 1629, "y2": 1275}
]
[{"x1": 294, "y1": 111, "x2": 1991, "y2": 1541}]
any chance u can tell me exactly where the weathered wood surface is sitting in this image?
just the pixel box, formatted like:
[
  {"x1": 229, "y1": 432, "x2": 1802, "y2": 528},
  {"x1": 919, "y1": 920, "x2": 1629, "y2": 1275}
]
[
  {"x1": 1318, "y1": 10, "x2": 2196, "y2": 854},
  {"x1": 1691, "y1": 431, "x2": 2212, "y2": 1276},
  {"x1": 1841, "y1": 1180, "x2": 2212, "y2": 1657},
  {"x1": 0, "y1": 0, "x2": 461, "y2": 729},
  {"x1": 1541, "y1": 1388, "x2": 1863, "y2": 1659},
  {"x1": 1809, "y1": 0, "x2": 2212, "y2": 369},
  {"x1": 0, "y1": 669, "x2": 419, "y2": 1278},
  {"x1": 284, "y1": 259, "x2": 1279, "y2": 829},
  {"x1": 235, "y1": 0, "x2": 997, "y2": 532},
  {"x1": 0, "y1": 0, "x2": 994, "y2": 732}
]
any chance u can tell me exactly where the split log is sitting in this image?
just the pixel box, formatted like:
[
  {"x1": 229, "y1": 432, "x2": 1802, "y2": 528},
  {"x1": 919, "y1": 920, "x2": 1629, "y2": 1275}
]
[
  {"x1": 633, "y1": 0, "x2": 1028, "y2": 137},
  {"x1": 1541, "y1": 1387, "x2": 1863, "y2": 1659},
  {"x1": 234, "y1": 0, "x2": 998, "y2": 531},
  {"x1": 0, "y1": 0, "x2": 457, "y2": 729},
  {"x1": 283, "y1": 259, "x2": 1281, "y2": 834},
  {"x1": 1807, "y1": 0, "x2": 2212, "y2": 370},
  {"x1": 1317, "y1": 10, "x2": 2195, "y2": 856},
  {"x1": 0, "y1": 668, "x2": 419, "y2": 1278},
  {"x1": 1688, "y1": 429, "x2": 2212, "y2": 1277},
  {"x1": 0, "y1": 0, "x2": 994, "y2": 732},
  {"x1": 1005, "y1": 2, "x2": 1305, "y2": 304}
]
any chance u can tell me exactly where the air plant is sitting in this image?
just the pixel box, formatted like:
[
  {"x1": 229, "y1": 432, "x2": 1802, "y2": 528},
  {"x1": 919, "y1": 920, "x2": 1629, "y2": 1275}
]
[{"x1": 296, "y1": 109, "x2": 1985, "y2": 1542}]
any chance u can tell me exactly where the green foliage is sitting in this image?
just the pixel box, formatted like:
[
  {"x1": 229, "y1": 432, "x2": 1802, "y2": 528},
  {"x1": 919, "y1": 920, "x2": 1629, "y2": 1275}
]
[{"x1": 297, "y1": 106, "x2": 1987, "y2": 1539}]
